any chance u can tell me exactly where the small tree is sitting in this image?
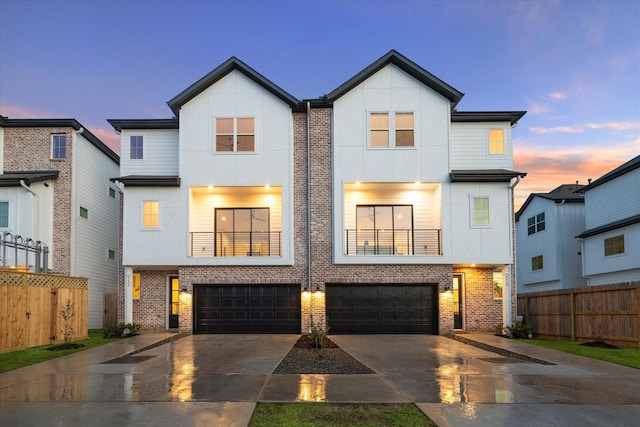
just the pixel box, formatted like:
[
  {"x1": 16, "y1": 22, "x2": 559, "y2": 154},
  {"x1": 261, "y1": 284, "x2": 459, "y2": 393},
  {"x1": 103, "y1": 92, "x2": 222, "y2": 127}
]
[{"x1": 60, "y1": 299, "x2": 75, "y2": 343}]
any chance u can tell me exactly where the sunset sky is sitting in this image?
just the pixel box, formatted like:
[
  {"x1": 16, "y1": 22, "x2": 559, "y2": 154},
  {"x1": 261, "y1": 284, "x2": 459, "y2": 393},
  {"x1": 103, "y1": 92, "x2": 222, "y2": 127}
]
[{"x1": 1, "y1": 0, "x2": 638, "y2": 209}]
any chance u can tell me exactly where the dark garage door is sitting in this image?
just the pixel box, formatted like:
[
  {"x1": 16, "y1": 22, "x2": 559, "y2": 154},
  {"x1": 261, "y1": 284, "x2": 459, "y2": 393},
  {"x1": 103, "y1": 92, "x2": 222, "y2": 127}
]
[
  {"x1": 194, "y1": 285, "x2": 301, "y2": 334},
  {"x1": 326, "y1": 284, "x2": 437, "y2": 334}
]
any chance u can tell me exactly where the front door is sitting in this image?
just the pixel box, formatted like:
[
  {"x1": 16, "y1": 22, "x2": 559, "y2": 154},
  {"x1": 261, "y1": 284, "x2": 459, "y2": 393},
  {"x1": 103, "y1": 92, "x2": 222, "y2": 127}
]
[
  {"x1": 169, "y1": 277, "x2": 179, "y2": 329},
  {"x1": 453, "y1": 275, "x2": 463, "y2": 329}
]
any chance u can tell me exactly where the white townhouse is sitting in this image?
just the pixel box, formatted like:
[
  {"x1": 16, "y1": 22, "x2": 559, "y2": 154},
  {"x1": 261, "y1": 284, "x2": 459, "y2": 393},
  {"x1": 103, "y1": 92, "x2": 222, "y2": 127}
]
[
  {"x1": 515, "y1": 184, "x2": 586, "y2": 293},
  {"x1": 576, "y1": 155, "x2": 640, "y2": 286},
  {"x1": 0, "y1": 116, "x2": 121, "y2": 328},
  {"x1": 109, "y1": 50, "x2": 526, "y2": 335}
]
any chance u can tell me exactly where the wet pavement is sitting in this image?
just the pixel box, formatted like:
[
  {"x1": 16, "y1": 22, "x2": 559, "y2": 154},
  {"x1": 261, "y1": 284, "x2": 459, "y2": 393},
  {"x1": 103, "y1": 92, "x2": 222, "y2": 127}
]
[{"x1": 0, "y1": 332, "x2": 638, "y2": 426}]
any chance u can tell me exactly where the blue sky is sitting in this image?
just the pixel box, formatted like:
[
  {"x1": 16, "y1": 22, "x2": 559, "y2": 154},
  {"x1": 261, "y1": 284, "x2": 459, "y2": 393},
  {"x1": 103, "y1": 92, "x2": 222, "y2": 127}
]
[{"x1": 1, "y1": 0, "x2": 638, "y2": 208}]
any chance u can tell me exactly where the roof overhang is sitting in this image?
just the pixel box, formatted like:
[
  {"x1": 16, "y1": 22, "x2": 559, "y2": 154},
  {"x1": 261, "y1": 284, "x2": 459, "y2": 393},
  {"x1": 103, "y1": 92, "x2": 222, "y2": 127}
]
[
  {"x1": 0, "y1": 171, "x2": 60, "y2": 187},
  {"x1": 111, "y1": 175, "x2": 181, "y2": 187},
  {"x1": 107, "y1": 118, "x2": 179, "y2": 132},
  {"x1": 450, "y1": 169, "x2": 527, "y2": 183},
  {"x1": 576, "y1": 214, "x2": 640, "y2": 239},
  {"x1": 452, "y1": 110, "x2": 527, "y2": 126}
]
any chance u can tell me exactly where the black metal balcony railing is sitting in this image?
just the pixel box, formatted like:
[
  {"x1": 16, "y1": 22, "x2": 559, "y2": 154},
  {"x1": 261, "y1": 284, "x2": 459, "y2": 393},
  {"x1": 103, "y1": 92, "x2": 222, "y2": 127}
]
[
  {"x1": 190, "y1": 232, "x2": 281, "y2": 257},
  {"x1": 345, "y1": 229, "x2": 442, "y2": 256}
]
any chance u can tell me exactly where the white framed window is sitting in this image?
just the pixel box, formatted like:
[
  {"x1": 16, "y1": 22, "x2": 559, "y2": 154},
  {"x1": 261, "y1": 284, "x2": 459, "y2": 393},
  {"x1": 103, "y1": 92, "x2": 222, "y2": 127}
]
[
  {"x1": 108, "y1": 249, "x2": 116, "y2": 260},
  {"x1": 493, "y1": 270, "x2": 503, "y2": 299},
  {"x1": 109, "y1": 187, "x2": 116, "y2": 199},
  {"x1": 604, "y1": 235, "x2": 624, "y2": 256},
  {"x1": 369, "y1": 111, "x2": 414, "y2": 148},
  {"x1": 142, "y1": 200, "x2": 159, "y2": 229},
  {"x1": 215, "y1": 117, "x2": 255, "y2": 152},
  {"x1": 79, "y1": 207, "x2": 88, "y2": 219},
  {"x1": 0, "y1": 201, "x2": 8, "y2": 228},
  {"x1": 488, "y1": 129, "x2": 504, "y2": 155},
  {"x1": 51, "y1": 134, "x2": 67, "y2": 159},
  {"x1": 132, "y1": 273, "x2": 140, "y2": 299},
  {"x1": 471, "y1": 196, "x2": 490, "y2": 227},
  {"x1": 130, "y1": 135, "x2": 144, "y2": 160}
]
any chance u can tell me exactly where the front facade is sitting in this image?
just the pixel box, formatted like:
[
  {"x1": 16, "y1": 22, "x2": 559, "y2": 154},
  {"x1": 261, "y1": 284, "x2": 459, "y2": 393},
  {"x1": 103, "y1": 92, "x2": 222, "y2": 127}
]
[
  {"x1": 577, "y1": 155, "x2": 640, "y2": 286},
  {"x1": 110, "y1": 51, "x2": 526, "y2": 335},
  {"x1": 515, "y1": 184, "x2": 586, "y2": 293},
  {"x1": 0, "y1": 117, "x2": 121, "y2": 328}
]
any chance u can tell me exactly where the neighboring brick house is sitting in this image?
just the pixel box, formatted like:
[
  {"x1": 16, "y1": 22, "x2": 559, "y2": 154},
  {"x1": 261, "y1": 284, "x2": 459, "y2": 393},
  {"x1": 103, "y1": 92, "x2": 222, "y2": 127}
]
[
  {"x1": 515, "y1": 183, "x2": 586, "y2": 293},
  {"x1": 576, "y1": 155, "x2": 640, "y2": 286},
  {"x1": 109, "y1": 50, "x2": 526, "y2": 335},
  {"x1": 0, "y1": 116, "x2": 120, "y2": 329}
]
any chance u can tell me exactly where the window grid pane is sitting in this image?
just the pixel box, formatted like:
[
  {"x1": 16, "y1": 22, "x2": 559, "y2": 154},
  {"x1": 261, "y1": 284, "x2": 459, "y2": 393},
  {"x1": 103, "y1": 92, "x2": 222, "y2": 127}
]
[
  {"x1": 473, "y1": 198, "x2": 489, "y2": 226},
  {"x1": 604, "y1": 235, "x2": 624, "y2": 256},
  {"x1": 52, "y1": 135, "x2": 66, "y2": 159},
  {"x1": 0, "y1": 202, "x2": 8, "y2": 227},
  {"x1": 370, "y1": 113, "x2": 389, "y2": 147},
  {"x1": 489, "y1": 129, "x2": 504, "y2": 154},
  {"x1": 143, "y1": 201, "x2": 159, "y2": 228},
  {"x1": 130, "y1": 136, "x2": 143, "y2": 159}
]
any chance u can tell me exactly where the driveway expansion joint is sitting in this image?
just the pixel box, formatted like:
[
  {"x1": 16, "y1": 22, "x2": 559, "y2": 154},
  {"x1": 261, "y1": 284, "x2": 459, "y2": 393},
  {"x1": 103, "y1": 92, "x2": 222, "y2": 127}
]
[{"x1": 451, "y1": 334, "x2": 555, "y2": 365}]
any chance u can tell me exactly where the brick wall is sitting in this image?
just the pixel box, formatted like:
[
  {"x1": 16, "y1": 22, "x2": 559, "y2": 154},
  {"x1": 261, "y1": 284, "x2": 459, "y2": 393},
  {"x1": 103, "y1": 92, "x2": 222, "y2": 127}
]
[
  {"x1": 454, "y1": 267, "x2": 504, "y2": 332},
  {"x1": 3, "y1": 127, "x2": 73, "y2": 274}
]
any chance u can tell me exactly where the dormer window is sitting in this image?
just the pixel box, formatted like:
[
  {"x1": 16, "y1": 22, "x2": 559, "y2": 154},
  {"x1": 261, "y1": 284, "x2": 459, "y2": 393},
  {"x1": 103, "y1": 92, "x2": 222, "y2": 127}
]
[{"x1": 216, "y1": 117, "x2": 255, "y2": 152}]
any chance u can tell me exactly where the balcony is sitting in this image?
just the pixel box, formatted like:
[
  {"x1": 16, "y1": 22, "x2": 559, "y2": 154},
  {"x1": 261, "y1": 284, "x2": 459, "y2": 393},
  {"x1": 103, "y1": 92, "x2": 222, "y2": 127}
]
[
  {"x1": 190, "y1": 231, "x2": 281, "y2": 257},
  {"x1": 345, "y1": 229, "x2": 441, "y2": 256}
]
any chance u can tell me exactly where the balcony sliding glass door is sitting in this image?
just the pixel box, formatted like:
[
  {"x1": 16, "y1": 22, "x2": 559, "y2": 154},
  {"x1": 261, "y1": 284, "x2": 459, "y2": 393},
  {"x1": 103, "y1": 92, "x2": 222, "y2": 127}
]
[{"x1": 215, "y1": 208, "x2": 270, "y2": 256}]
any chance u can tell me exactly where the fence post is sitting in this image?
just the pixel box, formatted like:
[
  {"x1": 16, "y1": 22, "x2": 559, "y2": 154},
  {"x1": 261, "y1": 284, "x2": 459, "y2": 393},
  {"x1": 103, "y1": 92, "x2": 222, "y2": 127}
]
[
  {"x1": 525, "y1": 296, "x2": 530, "y2": 326},
  {"x1": 570, "y1": 291, "x2": 575, "y2": 341}
]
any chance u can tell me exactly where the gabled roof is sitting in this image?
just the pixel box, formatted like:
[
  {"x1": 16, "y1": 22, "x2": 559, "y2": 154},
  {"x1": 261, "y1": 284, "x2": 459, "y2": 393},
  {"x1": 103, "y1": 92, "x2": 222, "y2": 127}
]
[
  {"x1": 326, "y1": 50, "x2": 464, "y2": 107},
  {"x1": 452, "y1": 110, "x2": 527, "y2": 126},
  {"x1": 111, "y1": 175, "x2": 181, "y2": 187},
  {"x1": 0, "y1": 116, "x2": 119, "y2": 164},
  {"x1": 167, "y1": 57, "x2": 300, "y2": 115},
  {"x1": 450, "y1": 169, "x2": 526, "y2": 183},
  {"x1": 107, "y1": 118, "x2": 178, "y2": 132},
  {"x1": 0, "y1": 171, "x2": 60, "y2": 187},
  {"x1": 578, "y1": 154, "x2": 640, "y2": 192},
  {"x1": 515, "y1": 184, "x2": 585, "y2": 221},
  {"x1": 576, "y1": 214, "x2": 640, "y2": 239}
]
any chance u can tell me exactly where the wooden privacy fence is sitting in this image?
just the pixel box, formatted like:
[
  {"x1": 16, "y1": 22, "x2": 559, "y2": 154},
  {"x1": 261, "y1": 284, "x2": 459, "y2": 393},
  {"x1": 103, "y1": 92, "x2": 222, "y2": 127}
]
[
  {"x1": 0, "y1": 270, "x2": 88, "y2": 352},
  {"x1": 518, "y1": 282, "x2": 639, "y2": 348}
]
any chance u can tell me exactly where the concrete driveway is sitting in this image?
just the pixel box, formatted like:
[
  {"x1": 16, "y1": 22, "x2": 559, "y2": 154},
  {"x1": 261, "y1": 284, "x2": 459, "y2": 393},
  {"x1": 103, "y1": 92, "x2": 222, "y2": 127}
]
[
  {"x1": 331, "y1": 334, "x2": 640, "y2": 426},
  {"x1": 1, "y1": 333, "x2": 639, "y2": 426}
]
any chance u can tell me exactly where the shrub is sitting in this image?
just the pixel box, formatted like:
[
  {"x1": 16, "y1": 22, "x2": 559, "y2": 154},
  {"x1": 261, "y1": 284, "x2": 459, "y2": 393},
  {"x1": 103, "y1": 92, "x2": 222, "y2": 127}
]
[
  {"x1": 309, "y1": 315, "x2": 330, "y2": 349},
  {"x1": 506, "y1": 320, "x2": 533, "y2": 339},
  {"x1": 103, "y1": 322, "x2": 141, "y2": 338}
]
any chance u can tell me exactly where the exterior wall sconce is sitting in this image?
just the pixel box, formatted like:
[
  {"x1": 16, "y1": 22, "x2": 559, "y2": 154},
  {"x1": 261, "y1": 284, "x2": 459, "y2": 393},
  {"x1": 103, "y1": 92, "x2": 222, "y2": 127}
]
[
  {"x1": 442, "y1": 284, "x2": 452, "y2": 292},
  {"x1": 180, "y1": 287, "x2": 189, "y2": 293}
]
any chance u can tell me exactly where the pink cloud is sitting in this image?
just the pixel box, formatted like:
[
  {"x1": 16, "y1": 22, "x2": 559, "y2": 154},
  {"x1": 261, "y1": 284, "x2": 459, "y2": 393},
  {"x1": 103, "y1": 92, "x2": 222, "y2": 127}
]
[{"x1": 90, "y1": 127, "x2": 120, "y2": 155}]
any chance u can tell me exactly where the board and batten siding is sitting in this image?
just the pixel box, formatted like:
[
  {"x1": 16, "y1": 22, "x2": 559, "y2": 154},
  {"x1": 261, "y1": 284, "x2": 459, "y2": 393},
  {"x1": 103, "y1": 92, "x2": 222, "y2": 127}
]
[
  {"x1": 119, "y1": 129, "x2": 179, "y2": 177},
  {"x1": 450, "y1": 122, "x2": 513, "y2": 170},
  {"x1": 73, "y1": 135, "x2": 120, "y2": 328}
]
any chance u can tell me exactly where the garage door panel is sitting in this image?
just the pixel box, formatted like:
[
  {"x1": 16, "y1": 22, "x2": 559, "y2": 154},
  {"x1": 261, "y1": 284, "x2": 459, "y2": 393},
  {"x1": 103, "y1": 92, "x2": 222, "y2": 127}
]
[
  {"x1": 327, "y1": 284, "x2": 437, "y2": 334},
  {"x1": 195, "y1": 285, "x2": 301, "y2": 334}
]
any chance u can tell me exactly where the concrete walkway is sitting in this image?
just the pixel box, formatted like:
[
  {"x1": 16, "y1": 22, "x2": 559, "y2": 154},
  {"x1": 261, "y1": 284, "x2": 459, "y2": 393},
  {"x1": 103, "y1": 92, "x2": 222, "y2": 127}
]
[{"x1": 0, "y1": 332, "x2": 638, "y2": 426}]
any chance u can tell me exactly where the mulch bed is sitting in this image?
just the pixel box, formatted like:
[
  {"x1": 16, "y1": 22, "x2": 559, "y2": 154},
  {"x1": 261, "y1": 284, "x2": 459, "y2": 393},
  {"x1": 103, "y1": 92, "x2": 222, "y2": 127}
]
[{"x1": 273, "y1": 335, "x2": 375, "y2": 374}]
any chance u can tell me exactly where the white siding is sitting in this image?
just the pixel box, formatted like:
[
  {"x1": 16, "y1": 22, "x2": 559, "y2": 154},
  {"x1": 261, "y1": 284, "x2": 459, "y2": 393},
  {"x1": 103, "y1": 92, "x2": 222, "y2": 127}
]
[
  {"x1": 582, "y1": 222, "x2": 640, "y2": 285},
  {"x1": 584, "y1": 169, "x2": 640, "y2": 229},
  {"x1": 557, "y1": 203, "x2": 586, "y2": 288},
  {"x1": 450, "y1": 122, "x2": 513, "y2": 170},
  {"x1": 73, "y1": 135, "x2": 120, "y2": 328},
  {"x1": 119, "y1": 129, "x2": 179, "y2": 176},
  {"x1": 122, "y1": 70, "x2": 294, "y2": 267}
]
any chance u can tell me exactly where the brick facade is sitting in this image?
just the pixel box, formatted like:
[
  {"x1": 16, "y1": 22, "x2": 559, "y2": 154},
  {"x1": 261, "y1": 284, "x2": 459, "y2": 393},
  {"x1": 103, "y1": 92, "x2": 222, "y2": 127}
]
[
  {"x1": 3, "y1": 127, "x2": 73, "y2": 274},
  {"x1": 120, "y1": 106, "x2": 518, "y2": 335}
]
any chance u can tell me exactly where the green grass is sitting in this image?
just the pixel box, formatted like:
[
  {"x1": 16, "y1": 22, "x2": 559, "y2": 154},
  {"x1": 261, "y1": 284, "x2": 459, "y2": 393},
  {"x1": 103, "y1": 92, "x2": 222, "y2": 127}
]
[
  {"x1": 249, "y1": 403, "x2": 435, "y2": 427},
  {"x1": 521, "y1": 338, "x2": 640, "y2": 369},
  {"x1": 0, "y1": 329, "x2": 120, "y2": 373}
]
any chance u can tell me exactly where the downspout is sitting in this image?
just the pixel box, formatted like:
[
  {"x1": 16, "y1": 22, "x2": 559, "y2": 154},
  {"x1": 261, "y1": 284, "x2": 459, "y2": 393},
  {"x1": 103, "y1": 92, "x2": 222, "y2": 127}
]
[
  {"x1": 306, "y1": 102, "x2": 312, "y2": 330},
  {"x1": 70, "y1": 127, "x2": 83, "y2": 276},
  {"x1": 506, "y1": 175, "x2": 522, "y2": 328},
  {"x1": 19, "y1": 180, "x2": 36, "y2": 196},
  {"x1": 114, "y1": 180, "x2": 132, "y2": 324}
]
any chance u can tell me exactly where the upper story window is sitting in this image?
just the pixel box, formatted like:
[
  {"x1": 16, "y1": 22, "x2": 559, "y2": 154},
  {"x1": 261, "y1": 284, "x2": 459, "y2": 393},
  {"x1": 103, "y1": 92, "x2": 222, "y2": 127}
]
[
  {"x1": 0, "y1": 201, "x2": 8, "y2": 227},
  {"x1": 109, "y1": 187, "x2": 116, "y2": 199},
  {"x1": 51, "y1": 134, "x2": 67, "y2": 159},
  {"x1": 604, "y1": 235, "x2": 624, "y2": 256},
  {"x1": 216, "y1": 117, "x2": 255, "y2": 152},
  {"x1": 472, "y1": 197, "x2": 490, "y2": 227},
  {"x1": 142, "y1": 200, "x2": 159, "y2": 229},
  {"x1": 488, "y1": 129, "x2": 504, "y2": 155},
  {"x1": 79, "y1": 207, "x2": 88, "y2": 219},
  {"x1": 369, "y1": 112, "x2": 414, "y2": 148},
  {"x1": 130, "y1": 136, "x2": 144, "y2": 160},
  {"x1": 215, "y1": 207, "x2": 271, "y2": 256},
  {"x1": 527, "y1": 212, "x2": 545, "y2": 235}
]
